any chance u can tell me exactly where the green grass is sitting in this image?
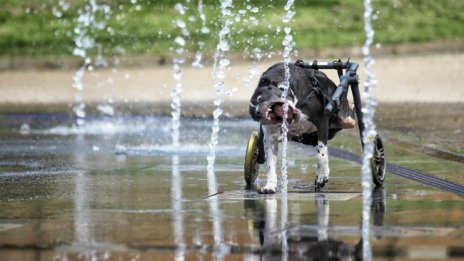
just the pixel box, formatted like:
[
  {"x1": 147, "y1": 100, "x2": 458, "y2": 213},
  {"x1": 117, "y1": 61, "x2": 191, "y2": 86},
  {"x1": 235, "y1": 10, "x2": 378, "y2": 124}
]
[{"x1": 1, "y1": 0, "x2": 464, "y2": 58}]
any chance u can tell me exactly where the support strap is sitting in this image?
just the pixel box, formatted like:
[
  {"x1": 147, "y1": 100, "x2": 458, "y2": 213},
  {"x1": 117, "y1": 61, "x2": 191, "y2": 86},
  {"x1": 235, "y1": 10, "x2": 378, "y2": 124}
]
[{"x1": 309, "y1": 70, "x2": 336, "y2": 114}]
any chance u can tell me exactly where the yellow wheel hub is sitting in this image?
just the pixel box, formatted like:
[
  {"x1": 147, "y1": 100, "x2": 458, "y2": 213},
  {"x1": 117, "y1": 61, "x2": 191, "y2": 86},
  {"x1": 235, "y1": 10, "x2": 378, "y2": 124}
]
[{"x1": 244, "y1": 131, "x2": 260, "y2": 184}]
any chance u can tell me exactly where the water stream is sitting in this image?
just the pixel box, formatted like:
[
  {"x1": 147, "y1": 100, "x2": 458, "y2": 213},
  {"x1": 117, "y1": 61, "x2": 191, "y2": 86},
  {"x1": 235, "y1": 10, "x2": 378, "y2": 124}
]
[
  {"x1": 170, "y1": 4, "x2": 190, "y2": 259},
  {"x1": 280, "y1": 2, "x2": 295, "y2": 260},
  {"x1": 71, "y1": 0, "x2": 112, "y2": 126},
  {"x1": 206, "y1": 0, "x2": 233, "y2": 170},
  {"x1": 191, "y1": 0, "x2": 210, "y2": 68},
  {"x1": 205, "y1": 1, "x2": 233, "y2": 258},
  {"x1": 361, "y1": 0, "x2": 379, "y2": 259},
  {"x1": 279, "y1": 0, "x2": 296, "y2": 194},
  {"x1": 171, "y1": 2, "x2": 190, "y2": 148}
]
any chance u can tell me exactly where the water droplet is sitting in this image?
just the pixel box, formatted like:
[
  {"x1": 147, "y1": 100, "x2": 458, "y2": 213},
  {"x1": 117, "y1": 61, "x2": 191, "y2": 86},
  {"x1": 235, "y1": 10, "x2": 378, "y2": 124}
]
[
  {"x1": 52, "y1": 7, "x2": 62, "y2": 18},
  {"x1": 20, "y1": 123, "x2": 31, "y2": 135},
  {"x1": 97, "y1": 104, "x2": 115, "y2": 116},
  {"x1": 284, "y1": 26, "x2": 292, "y2": 34},
  {"x1": 226, "y1": 87, "x2": 237, "y2": 96},
  {"x1": 201, "y1": 27, "x2": 210, "y2": 34},
  {"x1": 219, "y1": 58, "x2": 230, "y2": 67},
  {"x1": 174, "y1": 3, "x2": 186, "y2": 15},
  {"x1": 284, "y1": 0, "x2": 295, "y2": 11},
  {"x1": 192, "y1": 52, "x2": 203, "y2": 68},
  {"x1": 175, "y1": 19, "x2": 186, "y2": 28},
  {"x1": 282, "y1": 10, "x2": 296, "y2": 23},
  {"x1": 213, "y1": 108, "x2": 223, "y2": 118},
  {"x1": 174, "y1": 36, "x2": 185, "y2": 46},
  {"x1": 282, "y1": 34, "x2": 293, "y2": 46},
  {"x1": 219, "y1": 41, "x2": 229, "y2": 51}
]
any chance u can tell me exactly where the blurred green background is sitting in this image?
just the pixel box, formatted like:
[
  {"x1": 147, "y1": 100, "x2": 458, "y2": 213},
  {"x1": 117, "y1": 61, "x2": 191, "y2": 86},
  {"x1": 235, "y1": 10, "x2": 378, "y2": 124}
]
[{"x1": 1, "y1": 0, "x2": 463, "y2": 59}]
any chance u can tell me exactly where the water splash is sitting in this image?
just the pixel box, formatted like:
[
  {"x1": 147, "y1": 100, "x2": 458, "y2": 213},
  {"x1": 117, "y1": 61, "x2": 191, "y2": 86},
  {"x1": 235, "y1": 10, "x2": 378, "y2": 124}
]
[
  {"x1": 71, "y1": 0, "x2": 112, "y2": 126},
  {"x1": 361, "y1": 0, "x2": 378, "y2": 259},
  {"x1": 279, "y1": 0, "x2": 296, "y2": 194},
  {"x1": 171, "y1": 2, "x2": 190, "y2": 148},
  {"x1": 207, "y1": 0, "x2": 233, "y2": 170}
]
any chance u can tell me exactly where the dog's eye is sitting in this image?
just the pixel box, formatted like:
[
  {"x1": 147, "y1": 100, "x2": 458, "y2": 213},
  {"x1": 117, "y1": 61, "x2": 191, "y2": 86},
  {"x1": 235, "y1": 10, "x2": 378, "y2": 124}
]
[
  {"x1": 259, "y1": 78, "x2": 270, "y2": 86},
  {"x1": 256, "y1": 95, "x2": 262, "y2": 101}
]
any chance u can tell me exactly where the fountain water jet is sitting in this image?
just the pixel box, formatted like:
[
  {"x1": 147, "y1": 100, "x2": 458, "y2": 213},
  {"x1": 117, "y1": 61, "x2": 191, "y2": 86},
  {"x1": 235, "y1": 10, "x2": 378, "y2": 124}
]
[
  {"x1": 206, "y1": 0, "x2": 233, "y2": 170},
  {"x1": 204, "y1": 2, "x2": 234, "y2": 258},
  {"x1": 170, "y1": 3, "x2": 190, "y2": 260},
  {"x1": 191, "y1": 0, "x2": 210, "y2": 68},
  {"x1": 279, "y1": 2, "x2": 295, "y2": 259},
  {"x1": 279, "y1": 0, "x2": 296, "y2": 194},
  {"x1": 361, "y1": 0, "x2": 378, "y2": 259},
  {"x1": 171, "y1": 2, "x2": 190, "y2": 148},
  {"x1": 71, "y1": 0, "x2": 112, "y2": 126}
]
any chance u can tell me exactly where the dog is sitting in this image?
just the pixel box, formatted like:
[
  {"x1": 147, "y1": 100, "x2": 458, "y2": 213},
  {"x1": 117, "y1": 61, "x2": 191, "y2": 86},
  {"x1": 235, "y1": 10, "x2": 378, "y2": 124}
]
[{"x1": 249, "y1": 62, "x2": 355, "y2": 194}]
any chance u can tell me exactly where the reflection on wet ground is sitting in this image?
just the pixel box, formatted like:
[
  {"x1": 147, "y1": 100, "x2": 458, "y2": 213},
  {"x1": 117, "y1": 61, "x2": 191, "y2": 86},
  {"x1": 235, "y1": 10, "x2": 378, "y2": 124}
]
[{"x1": 0, "y1": 104, "x2": 463, "y2": 260}]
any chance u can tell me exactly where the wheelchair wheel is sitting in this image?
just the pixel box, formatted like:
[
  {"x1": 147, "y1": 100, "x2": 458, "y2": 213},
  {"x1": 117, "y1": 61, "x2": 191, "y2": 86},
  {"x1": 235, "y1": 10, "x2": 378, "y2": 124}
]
[
  {"x1": 371, "y1": 135, "x2": 386, "y2": 186},
  {"x1": 244, "y1": 131, "x2": 260, "y2": 185}
]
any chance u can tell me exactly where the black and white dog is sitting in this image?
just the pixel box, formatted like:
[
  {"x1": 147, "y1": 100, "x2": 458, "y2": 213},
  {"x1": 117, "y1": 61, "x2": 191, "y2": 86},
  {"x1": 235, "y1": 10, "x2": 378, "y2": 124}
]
[{"x1": 249, "y1": 62, "x2": 355, "y2": 194}]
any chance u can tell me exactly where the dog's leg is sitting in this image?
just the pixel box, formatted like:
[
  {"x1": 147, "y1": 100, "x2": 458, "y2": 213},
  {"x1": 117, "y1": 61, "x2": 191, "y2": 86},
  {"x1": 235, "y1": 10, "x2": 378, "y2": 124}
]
[
  {"x1": 258, "y1": 125, "x2": 279, "y2": 194},
  {"x1": 315, "y1": 140, "x2": 330, "y2": 189},
  {"x1": 338, "y1": 103, "x2": 356, "y2": 129},
  {"x1": 315, "y1": 118, "x2": 330, "y2": 189}
]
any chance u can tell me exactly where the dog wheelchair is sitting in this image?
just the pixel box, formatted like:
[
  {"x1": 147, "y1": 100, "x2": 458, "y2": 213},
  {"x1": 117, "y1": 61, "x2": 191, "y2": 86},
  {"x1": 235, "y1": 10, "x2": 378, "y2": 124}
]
[{"x1": 244, "y1": 59, "x2": 386, "y2": 187}]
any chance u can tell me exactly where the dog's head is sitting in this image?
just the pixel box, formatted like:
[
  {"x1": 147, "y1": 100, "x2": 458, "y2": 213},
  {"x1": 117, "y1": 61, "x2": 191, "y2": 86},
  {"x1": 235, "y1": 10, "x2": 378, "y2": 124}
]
[{"x1": 249, "y1": 64, "x2": 301, "y2": 125}]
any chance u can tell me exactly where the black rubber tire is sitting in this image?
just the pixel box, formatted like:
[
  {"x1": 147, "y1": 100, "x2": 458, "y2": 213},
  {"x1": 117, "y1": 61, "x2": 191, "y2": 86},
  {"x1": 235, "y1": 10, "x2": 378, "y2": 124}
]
[
  {"x1": 371, "y1": 134, "x2": 386, "y2": 186},
  {"x1": 244, "y1": 131, "x2": 260, "y2": 185}
]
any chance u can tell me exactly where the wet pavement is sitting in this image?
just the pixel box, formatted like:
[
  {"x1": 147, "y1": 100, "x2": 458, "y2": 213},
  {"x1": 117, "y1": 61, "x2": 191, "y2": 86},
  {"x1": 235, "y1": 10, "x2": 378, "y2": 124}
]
[{"x1": 0, "y1": 103, "x2": 463, "y2": 260}]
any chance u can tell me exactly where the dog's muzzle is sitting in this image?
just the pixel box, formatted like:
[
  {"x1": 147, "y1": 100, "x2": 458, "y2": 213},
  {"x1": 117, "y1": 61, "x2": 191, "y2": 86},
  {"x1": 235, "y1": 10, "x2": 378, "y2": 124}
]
[{"x1": 253, "y1": 100, "x2": 301, "y2": 125}]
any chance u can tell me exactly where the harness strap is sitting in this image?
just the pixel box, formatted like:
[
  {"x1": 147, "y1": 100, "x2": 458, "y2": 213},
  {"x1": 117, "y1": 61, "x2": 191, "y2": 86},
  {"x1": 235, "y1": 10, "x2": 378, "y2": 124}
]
[
  {"x1": 313, "y1": 85, "x2": 336, "y2": 112},
  {"x1": 309, "y1": 70, "x2": 336, "y2": 114}
]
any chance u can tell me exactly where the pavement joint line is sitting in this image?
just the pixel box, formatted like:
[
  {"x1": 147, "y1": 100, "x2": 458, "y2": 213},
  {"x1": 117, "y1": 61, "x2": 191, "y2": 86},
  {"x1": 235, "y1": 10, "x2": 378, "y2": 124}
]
[{"x1": 329, "y1": 147, "x2": 464, "y2": 197}]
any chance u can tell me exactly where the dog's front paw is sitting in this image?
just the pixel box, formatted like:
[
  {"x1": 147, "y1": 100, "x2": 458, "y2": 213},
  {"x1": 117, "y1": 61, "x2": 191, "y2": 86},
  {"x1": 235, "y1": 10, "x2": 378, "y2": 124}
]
[
  {"x1": 314, "y1": 176, "x2": 329, "y2": 190},
  {"x1": 257, "y1": 184, "x2": 277, "y2": 194}
]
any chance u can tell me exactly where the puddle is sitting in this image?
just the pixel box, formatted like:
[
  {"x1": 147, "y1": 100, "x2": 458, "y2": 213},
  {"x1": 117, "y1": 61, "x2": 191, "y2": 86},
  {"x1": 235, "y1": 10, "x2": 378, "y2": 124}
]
[{"x1": 0, "y1": 109, "x2": 463, "y2": 260}]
